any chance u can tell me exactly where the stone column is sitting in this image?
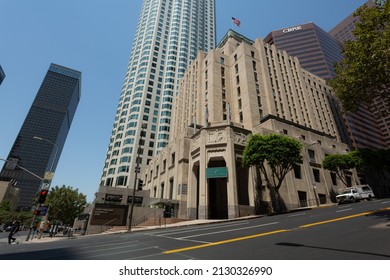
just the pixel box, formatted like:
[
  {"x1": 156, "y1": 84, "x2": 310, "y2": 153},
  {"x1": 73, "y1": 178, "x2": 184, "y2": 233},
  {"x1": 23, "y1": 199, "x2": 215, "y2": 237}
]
[{"x1": 226, "y1": 127, "x2": 239, "y2": 218}]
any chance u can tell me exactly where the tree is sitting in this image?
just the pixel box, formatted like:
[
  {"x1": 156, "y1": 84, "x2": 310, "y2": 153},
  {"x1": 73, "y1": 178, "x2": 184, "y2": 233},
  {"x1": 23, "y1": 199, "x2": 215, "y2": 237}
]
[
  {"x1": 0, "y1": 201, "x2": 33, "y2": 227},
  {"x1": 242, "y1": 134, "x2": 303, "y2": 213},
  {"x1": 322, "y1": 151, "x2": 362, "y2": 188},
  {"x1": 328, "y1": 0, "x2": 390, "y2": 112},
  {"x1": 46, "y1": 185, "x2": 87, "y2": 226}
]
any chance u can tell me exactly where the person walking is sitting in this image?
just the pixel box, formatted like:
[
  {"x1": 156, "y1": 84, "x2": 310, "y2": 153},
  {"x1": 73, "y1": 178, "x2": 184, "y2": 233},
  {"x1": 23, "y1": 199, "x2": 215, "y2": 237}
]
[{"x1": 8, "y1": 221, "x2": 19, "y2": 244}]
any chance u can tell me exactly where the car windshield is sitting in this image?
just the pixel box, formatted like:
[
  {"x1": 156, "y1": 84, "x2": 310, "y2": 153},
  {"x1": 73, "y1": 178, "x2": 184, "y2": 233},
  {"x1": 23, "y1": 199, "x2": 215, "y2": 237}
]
[{"x1": 341, "y1": 190, "x2": 352, "y2": 194}]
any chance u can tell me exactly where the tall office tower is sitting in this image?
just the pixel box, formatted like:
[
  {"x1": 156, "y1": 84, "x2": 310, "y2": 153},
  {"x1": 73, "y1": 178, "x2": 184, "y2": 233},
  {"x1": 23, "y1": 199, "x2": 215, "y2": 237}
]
[
  {"x1": 329, "y1": 0, "x2": 374, "y2": 43},
  {"x1": 264, "y1": 22, "x2": 386, "y2": 150},
  {"x1": 264, "y1": 23, "x2": 344, "y2": 81},
  {"x1": 0, "y1": 64, "x2": 81, "y2": 208},
  {"x1": 330, "y1": 0, "x2": 389, "y2": 148},
  {"x1": 0, "y1": 65, "x2": 5, "y2": 85},
  {"x1": 142, "y1": 30, "x2": 355, "y2": 219},
  {"x1": 99, "y1": 0, "x2": 215, "y2": 195}
]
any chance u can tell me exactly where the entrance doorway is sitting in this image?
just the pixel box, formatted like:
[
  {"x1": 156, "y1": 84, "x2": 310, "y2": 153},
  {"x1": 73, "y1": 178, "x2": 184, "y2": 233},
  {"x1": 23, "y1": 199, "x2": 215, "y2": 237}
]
[{"x1": 208, "y1": 177, "x2": 228, "y2": 219}]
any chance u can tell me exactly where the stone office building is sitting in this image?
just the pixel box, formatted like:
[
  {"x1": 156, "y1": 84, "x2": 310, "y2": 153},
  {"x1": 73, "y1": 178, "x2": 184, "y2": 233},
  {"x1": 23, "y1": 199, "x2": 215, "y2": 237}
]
[{"x1": 142, "y1": 30, "x2": 359, "y2": 220}]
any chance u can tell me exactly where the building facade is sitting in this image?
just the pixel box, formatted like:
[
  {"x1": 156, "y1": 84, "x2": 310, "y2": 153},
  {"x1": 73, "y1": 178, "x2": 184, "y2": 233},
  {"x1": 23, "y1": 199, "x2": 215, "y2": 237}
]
[
  {"x1": 0, "y1": 65, "x2": 5, "y2": 86},
  {"x1": 97, "y1": 0, "x2": 216, "y2": 202},
  {"x1": 142, "y1": 30, "x2": 358, "y2": 220},
  {"x1": 0, "y1": 64, "x2": 81, "y2": 208},
  {"x1": 329, "y1": 0, "x2": 389, "y2": 148},
  {"x1": 329, "y1": 0, "x2": 374, "y2": 43},
  {"x1": 264, "y1": 21, "x2": 387, "y2": 151}
]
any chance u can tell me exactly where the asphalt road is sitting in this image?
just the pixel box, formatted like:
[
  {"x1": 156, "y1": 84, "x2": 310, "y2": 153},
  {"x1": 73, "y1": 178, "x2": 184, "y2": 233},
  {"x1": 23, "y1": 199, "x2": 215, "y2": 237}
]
[{"x1": 1, "y1": 198, "x2": 389, "y2": 260}]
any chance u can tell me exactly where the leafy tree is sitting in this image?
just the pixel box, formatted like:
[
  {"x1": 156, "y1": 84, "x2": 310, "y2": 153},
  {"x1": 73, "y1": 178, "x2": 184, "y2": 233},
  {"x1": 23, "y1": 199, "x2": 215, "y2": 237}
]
[
  {"x1": 328, "y1": 0, "x2": 390, "y2": 112},
  {"x1": 242, "y1": 134, "x2": 303, "y2": 213},
  {"x1": 0, "y1": 201, "x2": 33, "y2": 227},
  {"x1": 46, "y1": 185, "x2": 87, "y2": 226},
  {"x1": 322, "y1": 151, "x2": 362, "y2": 188},
  {"x1": 356, "y1": 148, "x2": 390, "y2": 171}
]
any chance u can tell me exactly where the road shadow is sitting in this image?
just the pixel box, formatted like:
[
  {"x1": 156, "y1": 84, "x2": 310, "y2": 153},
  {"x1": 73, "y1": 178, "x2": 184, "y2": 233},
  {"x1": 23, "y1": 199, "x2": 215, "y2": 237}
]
[
  {"x1": 366, "y1": 208, "x2": 390, "y2": 222},
  {"x1": 0, "y1": 247, "x2": 87, "y2": 260},
  {"x1": 275, "y1": 242, "x2": 390, "y2": 259}
]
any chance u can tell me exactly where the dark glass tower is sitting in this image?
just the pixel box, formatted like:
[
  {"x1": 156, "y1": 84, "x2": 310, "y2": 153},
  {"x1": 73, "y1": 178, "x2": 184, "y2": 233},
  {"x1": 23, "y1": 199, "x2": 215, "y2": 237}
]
[
  {"x1": 0, "y1": 64, "x2": 81, "y2": 207},
  {"x1": 0, "y1": 65, "x2": 5, "y2": 85}
]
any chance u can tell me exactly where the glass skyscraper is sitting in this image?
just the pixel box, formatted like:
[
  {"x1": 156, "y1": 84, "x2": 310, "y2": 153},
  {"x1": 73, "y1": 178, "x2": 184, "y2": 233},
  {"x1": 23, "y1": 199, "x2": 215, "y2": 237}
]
[
  {"x1": 0, "y1": 65, "x2": 5, "y2": 86},
  {"x1": 99, "y1": 0, "x2": 216, "y2": 192},
  {"x1": 0, "y1": 64, "x2": 81, "y2": 208}
]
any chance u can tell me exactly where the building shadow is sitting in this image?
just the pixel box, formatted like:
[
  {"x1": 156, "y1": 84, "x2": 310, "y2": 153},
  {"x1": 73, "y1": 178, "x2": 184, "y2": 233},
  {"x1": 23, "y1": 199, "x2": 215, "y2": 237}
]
[{"x1": 276, "y1": 242, "x2": 390, "y2": 259}]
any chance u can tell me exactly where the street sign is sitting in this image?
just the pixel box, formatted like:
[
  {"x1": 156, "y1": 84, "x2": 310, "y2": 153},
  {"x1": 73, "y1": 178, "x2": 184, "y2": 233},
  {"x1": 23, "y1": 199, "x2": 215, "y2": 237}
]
[
  {"x1": 44, "y1": 172, "x2": 54, "y2": 181},
  {"x1": 37, "y1": 206, "x2": 48, "y2": 216},
  {"x1": 41, "y1": 183, "x2": 50, "y2": 190},
  {"x1": 206, "y1": 167, "x2": 228, "y2": 178}
]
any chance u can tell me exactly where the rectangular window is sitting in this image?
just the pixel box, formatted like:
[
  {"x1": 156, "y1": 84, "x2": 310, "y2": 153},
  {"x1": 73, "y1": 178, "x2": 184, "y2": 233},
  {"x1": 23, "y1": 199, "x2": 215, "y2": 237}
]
[
  {"x1": 160, "y1": 183, "x2": 165, "y2": 199},
  {"x1": 330, "y1": 172, "x2": 337, "y2": 185},
  {"x1": 294, "y1": 165, "x2": 302, "y2": 179},
  {"x1": 313, "y1": 169, "x2": 320, "y2": 182},
  {"x1": 308, "y1": 149, "x2": 316, "y2": 162},
  {"x1": 171, "y1": 152, "x2": 175, "y2": 166}
]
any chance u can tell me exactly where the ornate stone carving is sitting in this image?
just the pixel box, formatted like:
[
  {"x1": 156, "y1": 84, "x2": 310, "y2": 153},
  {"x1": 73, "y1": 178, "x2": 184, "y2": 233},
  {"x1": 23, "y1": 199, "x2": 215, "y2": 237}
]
[
  {"x1": 234, "y1": 132, "x2": 248, "y2": 145},
  {"x1": 208, "y1": 129, "x2": 226, "y2": 143}
]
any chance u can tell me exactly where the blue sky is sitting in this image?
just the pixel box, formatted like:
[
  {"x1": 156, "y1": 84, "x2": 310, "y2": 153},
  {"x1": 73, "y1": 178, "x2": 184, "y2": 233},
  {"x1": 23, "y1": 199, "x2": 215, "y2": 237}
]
[{"x1": 0, "y1": 0, "x2": 367, "y2": 202}]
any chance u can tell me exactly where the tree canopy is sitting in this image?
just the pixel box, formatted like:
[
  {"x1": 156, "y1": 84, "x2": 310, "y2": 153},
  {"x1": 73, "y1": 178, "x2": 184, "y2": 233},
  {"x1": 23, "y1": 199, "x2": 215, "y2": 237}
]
[
  {"x1": 322, "y1": 151, "x2": 362, "y2": 187},
  {"x1": 46, "y1": 185, "x2": 87, "y2": 226},
  {"x1": 328, "y1": 0, "x2": 390, "y2": 112},
  {"x1": 242, "y1": 133, "x2": 303, "y2": 212}
]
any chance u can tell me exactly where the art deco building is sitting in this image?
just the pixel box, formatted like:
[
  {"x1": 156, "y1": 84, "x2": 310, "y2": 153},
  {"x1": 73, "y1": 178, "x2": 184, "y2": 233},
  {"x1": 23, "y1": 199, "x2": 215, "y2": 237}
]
[
  {"x1": 264, "y1": 21, "x2": 387, "y2": 151},
  {"x1": 142, "y1": 30, "x2": 358, "y2": 220},
  {"x1": 98, "y1": 0, "x2": 216, "y2": 203},
  {"x1": 0, "y1": 64, "x2": 81, "y2": 208}
]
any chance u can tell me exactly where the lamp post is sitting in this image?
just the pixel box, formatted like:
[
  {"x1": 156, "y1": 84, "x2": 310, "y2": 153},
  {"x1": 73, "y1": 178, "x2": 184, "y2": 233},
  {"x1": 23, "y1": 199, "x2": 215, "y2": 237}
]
[
  {"x1": 33, "y1": 136, "x2": 59, "y2": 173},
  {"x1": 32, "y1": 136, "x2": 59, "y2": 238},
  {"x1": 128, "y1": 123, "x2": 146, "y2": 231},
  {"x1": 0, "y1": 157, "x2": 46, "y2": 241}
]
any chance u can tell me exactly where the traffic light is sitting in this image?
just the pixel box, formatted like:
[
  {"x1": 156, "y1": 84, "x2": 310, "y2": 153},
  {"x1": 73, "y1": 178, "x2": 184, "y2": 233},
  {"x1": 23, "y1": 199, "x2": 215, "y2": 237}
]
[
  {"x1": 38, "y1": 189, "x2": 49, "y2": 204},
  {"x1": 34, "y1": 210, "x2": 40, "y2": 216}
]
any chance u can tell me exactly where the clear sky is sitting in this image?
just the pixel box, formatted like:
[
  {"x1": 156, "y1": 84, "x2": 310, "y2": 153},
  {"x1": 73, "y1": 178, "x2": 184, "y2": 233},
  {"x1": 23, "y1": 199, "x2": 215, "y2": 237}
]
[{"x1": 0, "y1": 0, "x2": 367, "y2": 202}]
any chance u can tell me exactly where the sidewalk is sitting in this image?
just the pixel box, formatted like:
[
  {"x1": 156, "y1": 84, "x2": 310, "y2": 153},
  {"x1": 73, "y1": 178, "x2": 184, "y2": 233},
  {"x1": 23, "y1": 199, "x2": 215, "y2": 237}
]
[
  {"x1": 15, "y1": 215, "x2": 263, "y2": 244},
  {"x1": 7, "y1": 205, "x2": 331, "y2": 244}
]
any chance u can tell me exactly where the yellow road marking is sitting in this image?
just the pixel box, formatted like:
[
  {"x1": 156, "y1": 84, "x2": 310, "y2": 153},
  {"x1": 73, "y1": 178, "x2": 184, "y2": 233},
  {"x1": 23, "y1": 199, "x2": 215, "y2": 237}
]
[
  {"x1": 163, "y1": 207, "x2": 390, "y2": 255},
  {"x1": 300, "y1": 207, "x2": 390, "y2": 228},
  {"x1": 163, "y1": 229, "x2": 289, "y2": 254}
]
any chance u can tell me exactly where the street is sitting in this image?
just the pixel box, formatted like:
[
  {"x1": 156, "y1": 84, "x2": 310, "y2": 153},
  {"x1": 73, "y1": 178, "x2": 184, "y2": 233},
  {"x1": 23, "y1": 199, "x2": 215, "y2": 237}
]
[{"x1": 0, "y1": 198, "x2": 389, "y2": 260}]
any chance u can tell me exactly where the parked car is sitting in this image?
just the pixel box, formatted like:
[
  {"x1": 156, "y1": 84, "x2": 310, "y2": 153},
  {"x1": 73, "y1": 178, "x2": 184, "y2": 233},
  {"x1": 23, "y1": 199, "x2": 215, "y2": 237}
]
[
  {"x1": 336, "y1": 185, "x2": 375, "y2": 204},
  {"x1": 4, "y1": 225, "x2": 13, "y2": 231}
]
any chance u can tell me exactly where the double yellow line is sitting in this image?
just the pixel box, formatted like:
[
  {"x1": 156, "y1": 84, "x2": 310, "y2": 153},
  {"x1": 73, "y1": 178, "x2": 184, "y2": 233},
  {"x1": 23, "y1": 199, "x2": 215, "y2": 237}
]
[{"x1": 163, "y1": 207, "x2": 390, "y2": 255}]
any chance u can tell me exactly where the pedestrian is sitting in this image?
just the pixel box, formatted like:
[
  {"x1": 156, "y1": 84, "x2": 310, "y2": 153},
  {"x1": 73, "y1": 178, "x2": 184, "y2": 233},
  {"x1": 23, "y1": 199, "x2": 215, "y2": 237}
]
[{"x1": 8, "y1": 221, "x2": 19, "y2": 244}]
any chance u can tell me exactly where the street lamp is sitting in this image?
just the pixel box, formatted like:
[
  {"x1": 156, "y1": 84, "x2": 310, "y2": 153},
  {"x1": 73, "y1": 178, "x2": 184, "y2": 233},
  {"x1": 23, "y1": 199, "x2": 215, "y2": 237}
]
[
  {"x1": 32, "y1": 136, "x2": 59, "y2": 238},
  {"x1": 0, "y1": 157, "x2": 46, "y2": 241},
  {"x1": 33, "y1": 136, "x2": 59, "y2": 173},
  {"x1": 128, "y1": 123, "x2": 147, "y2": 231}
]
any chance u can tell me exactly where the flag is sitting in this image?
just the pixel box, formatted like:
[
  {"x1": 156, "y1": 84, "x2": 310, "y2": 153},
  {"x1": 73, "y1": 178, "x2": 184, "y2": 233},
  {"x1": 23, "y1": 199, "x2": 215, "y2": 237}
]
[{"x1": 232, "y1": 17, "x2": 241, "y2": 27}]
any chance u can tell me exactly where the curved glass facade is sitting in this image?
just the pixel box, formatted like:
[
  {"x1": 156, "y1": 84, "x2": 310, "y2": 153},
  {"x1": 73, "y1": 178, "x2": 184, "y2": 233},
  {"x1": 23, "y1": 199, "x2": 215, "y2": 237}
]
[{"x1": 100, "y1": 0, "x2": 215, "y2": 189}]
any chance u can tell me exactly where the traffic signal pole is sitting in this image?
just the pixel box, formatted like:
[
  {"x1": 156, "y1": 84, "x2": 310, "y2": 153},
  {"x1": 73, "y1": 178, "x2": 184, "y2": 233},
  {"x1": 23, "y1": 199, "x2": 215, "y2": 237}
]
[{"x1": 0, "y1": 157, "x2": 46, "y2": 242}]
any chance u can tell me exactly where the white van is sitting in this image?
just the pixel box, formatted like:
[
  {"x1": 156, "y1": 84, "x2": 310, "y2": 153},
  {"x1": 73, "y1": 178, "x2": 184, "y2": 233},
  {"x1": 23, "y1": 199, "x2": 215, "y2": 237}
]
[
  {"x1": 353, "y1": 184, "x2": 375, "y2": 200},
  {"x1": 336, "y1": 184, "x2": 375, "y2": 204}
]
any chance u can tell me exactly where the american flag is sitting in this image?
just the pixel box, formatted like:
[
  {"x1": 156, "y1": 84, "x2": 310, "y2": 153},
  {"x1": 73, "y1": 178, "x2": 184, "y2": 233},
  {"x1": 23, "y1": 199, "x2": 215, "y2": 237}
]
[{"x1": 232, "y1": 17, "x2": 241, "y2": 27}]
